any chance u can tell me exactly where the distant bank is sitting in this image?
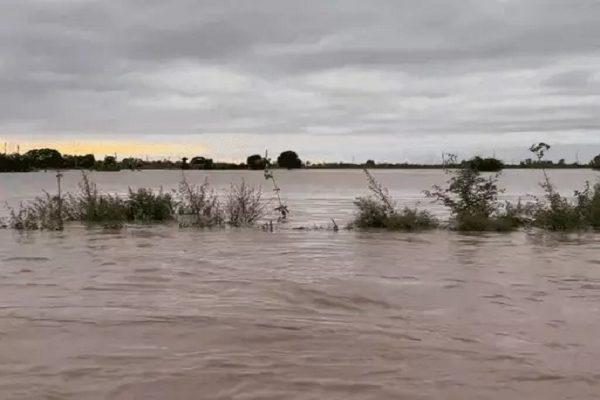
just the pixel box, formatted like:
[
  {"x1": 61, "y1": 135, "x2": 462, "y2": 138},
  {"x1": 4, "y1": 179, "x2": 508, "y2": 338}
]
[{"x1": 1, "y1": 147, "x2": 600, "y2": 172}]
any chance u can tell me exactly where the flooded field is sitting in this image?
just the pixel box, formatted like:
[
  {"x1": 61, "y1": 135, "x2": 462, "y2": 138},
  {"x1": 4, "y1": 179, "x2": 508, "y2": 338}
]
[{"x1": 1, "y1": 169, "x2": 600, "y2": 399}]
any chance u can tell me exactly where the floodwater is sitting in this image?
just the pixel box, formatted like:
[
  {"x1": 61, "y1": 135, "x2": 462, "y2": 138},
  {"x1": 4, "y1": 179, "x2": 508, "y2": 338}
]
[{"x1": 1, "y1": 169, "x2": 600, "y2": 399}]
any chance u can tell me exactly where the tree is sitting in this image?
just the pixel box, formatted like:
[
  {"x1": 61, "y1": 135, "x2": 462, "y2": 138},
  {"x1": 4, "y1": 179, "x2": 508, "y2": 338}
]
[
  {"x1": 277, "y1": 151, "x2": 302, "y2": 169},
  {"x1": 246, "y1": 154, "x2": 267, "y2": 170},
  {"x1": 78, "y1": 154, "x2": 96, "y2": 169},
  {"x1": 23, "y1": 148, "x2": 63, "y2": 169},
  {"x1": 95, "y1": 155, "x2": 120, "y2": 171},
  {"x1": 181, "y1": 157, "x2": 189, "y2": 170},
  {"x1": 0, "y1": 153, "x2": 31, "y2": 172},
  {"x1": 190, "y1": 156, "x2": 214, "y2": 169},
  {"x1": 591, "y1": 155, "x2": 600, "y2": 170},
  {"x1": 464, "y1": 156, "x2": 504, "y2": 172},
  {"x1": 365, "y1": 159, "x2": 376, "y2": 168},
  {"x1": 120, "y1": 157, "x2": 143, "y2": 170}
]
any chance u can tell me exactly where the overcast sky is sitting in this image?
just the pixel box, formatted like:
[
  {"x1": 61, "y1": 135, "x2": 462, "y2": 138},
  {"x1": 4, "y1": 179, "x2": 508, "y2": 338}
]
[{"x1": 1, "y1": 0, "x2": 600, "y2": 162}]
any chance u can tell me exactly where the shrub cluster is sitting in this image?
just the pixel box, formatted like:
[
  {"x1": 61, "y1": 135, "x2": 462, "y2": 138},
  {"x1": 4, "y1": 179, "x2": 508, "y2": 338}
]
[
  {"x1": 353, "y1": 144, "x2": 600, "y2": 232},
  {"x1": 3, "y1": 173, "x2": 267, "y2": 230},
  {"x1": 351, "y1": 169, "x2": 438, "y2": 231}
]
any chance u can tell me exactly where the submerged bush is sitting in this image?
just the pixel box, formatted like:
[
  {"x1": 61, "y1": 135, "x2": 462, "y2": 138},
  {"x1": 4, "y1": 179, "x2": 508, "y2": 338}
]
[
  {"x1": 175, "y1": 178, "x2": 224, "y2": 227},
  {"x1": 7, "y1": 193, "x2": 64, "y2": 230},
  {"x1": 527, "y1": 143, "x2": 600, "y2": 231},
  {"x1": 352, "y1": 169, "x2": 438, "y2": 231},
  {"x1": 225, "y1": 180, "x2": 265, "y2": 226},
  {"x1": 424, "y1": 155, "x2": 523, "y2": 231},
  {"x1": 581, "y1": 183, "x2": 600, "y2": 229},
  {"x1": 65, "y1": 172, "x2": 128, "y2": 224},
  {"x1": 127, "y1": 188, "x2": 173, "y2": 222}
]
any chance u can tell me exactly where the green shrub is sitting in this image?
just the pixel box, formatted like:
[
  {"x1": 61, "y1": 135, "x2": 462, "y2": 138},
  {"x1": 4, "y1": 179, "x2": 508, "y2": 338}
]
[
  {"x1": 424, "y1": 156, "x2": 523, "y2": 231},
  {"x1": 527, "y1": 143, "x2": 598, "y2": 231},
  {"x1": 176, "y1": 178, "x2": 224, "y2": 227},
  {"x1": 7, "y1": 193, "x2": 64, "y2": 230},
  {"x1": 586, "y1": 184, "x2": 600, "y2": 229},
  {"x1": 225, "y1": 181, "x2": 264, "y2": 226},
  {"x1": 352, "y1": 170, "x2": 438, "y2": 231},
  {"x1": 127, "y1": 188, "x2": 173, "y2": 222},
  {"x1": 65, "y1": 172, "x2": 128, "y2": 224}
]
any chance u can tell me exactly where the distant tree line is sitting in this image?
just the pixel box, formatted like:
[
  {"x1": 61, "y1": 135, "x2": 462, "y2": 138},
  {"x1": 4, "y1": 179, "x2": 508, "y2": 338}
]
[{"x1": 2, "y1": 147, "x2": 600, "y2": 173}]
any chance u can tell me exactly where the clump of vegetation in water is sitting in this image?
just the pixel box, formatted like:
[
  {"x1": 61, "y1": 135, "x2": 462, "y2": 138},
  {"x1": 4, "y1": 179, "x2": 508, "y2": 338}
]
[
  {"x1": 527, "y1": 143, "x2": 600, "y2": 231},
  {"x1": 352, "y1": 169, "x2": 438, "y2": 231},
  {"x1": 6, "y1": 193, "x2": 64, "y2": 230},
  {"x1": 424, "y1": 154, "x2": 523, "y2": 231},
  {"x1": 225, "y1": 181, "x2": 265, "y2": 226},
  {"x1": 4, "y1": 172, "x2": 270, "y2": 231},
  {"x1": 65, "y1": 172, "x2": 128, "y2": 225},
  {"x1": 175, "y1": 176, "x2": 224, "y2": 227},
  {"x1": 126, "y1": 188, "x2": 173, "y2": 222}
]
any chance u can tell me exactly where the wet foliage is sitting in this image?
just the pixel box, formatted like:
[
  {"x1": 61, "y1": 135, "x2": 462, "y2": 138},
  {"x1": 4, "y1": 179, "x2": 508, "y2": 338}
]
[
  {"x1": 352, "y1": 169, "x2": 438, "y2": 231},
  {"x1": 424, "y1": 155, "x2": 524, "y2": 232}
]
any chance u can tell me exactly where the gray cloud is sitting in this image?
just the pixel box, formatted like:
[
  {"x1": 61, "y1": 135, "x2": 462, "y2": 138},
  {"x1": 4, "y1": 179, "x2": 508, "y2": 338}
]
[{"x1": 1, "y1": 0, "x2": 600, "y2": 161}]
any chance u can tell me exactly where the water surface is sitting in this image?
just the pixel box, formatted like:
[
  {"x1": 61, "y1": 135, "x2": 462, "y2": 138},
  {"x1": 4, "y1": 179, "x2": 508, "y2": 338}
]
[{"x1": 1, "y1": 170, "x2": 600, "y2": 399}]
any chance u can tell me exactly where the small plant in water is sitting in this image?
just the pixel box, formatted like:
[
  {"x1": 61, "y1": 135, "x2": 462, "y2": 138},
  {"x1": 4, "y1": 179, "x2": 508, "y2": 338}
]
[
  {"x1": 352, "y1": 169, "x2": 438, "y2": 231},
  {"x1": 225, "y1": 180, "x2": 265, "y2": 227},
  {"x1": 175, "y1": 174, "x2": 224, "y2": 227},
  {"x1": 264, "y1": 150, "x2": 289, "y2": 222}
]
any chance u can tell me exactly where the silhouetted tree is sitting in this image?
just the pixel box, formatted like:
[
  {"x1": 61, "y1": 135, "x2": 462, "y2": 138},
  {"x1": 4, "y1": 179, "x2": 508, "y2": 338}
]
[
  {"x1": 190, "y1": 156, "x2": 214, "y2": 169},
  {"x1": 95, "y1": 155, "x2": 120, "y2": 171},
  {"x1": 121, "y1": 157, "x2": 143, "y2": 170},
  {"x1": 181, "y1": 157, "x2": 189, "y2": 170},
  {"x1": 0, "y1": 153, "x2": 31, "y2": 172},
  {"x1": 277, "y1": 151, "x2": 302, "y2": 169},
  {"x1": 464, "y1": 156, "x2": 504, "y2": 172},
  {"x1": 24, "y1": 148, "x2": 63, "y2": 169},
  {"x1": 365, "y1": 159, "x2": 376, "y2": 168},
  {"x1": 246, "y1": 154, "x2": 267, "y2": 170},
  {"x1": 591, "y1": 154, "x2": 600, "y2": 170}
]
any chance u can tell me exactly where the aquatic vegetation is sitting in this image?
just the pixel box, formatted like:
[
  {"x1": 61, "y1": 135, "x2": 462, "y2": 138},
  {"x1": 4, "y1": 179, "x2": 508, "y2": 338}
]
[
  {"x1": 526, "y1": 143, "x2": 600, "y2": 231},
  {"x1": 352, "y1": 169, "x2": 438, "y2": 231},
  {"x1": 424, "y1": 155, "x2": 523, "y2": 231},
  {"x1": 126, "y1": 188, "x2": 174, "y2": 222},
  {"x1": 64, "y1": 172, "x2": 128, "y2": 224},
  {"x1": 225, "y1": 180, "x2": 265, "y2": 226},
  {"x1": 6, "y1": 193, "x2": 64, "y2": 230},
  {"x1": 264, "y1": 151, "x2": 289, "y2": 222},
  {"x1": 175, "y1": 177, "x2": 224, "y2": 227}
]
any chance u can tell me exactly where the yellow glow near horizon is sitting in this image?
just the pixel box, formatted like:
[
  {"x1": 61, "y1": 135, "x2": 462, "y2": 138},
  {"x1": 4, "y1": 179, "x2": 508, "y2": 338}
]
[{"x1": 2, "y1": 139, "x2": 208, "y2": 159}]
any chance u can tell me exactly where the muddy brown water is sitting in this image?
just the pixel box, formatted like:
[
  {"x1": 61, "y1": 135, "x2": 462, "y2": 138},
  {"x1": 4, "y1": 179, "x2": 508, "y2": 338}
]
[{"x1": 1, "y1": 169, "x2": 600, "y2": 399}]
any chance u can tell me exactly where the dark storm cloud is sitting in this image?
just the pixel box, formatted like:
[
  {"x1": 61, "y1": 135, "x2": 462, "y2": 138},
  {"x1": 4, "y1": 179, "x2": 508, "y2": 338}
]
[{"x1": 1, "y1": 0, "x2": 599, "y2": 160}]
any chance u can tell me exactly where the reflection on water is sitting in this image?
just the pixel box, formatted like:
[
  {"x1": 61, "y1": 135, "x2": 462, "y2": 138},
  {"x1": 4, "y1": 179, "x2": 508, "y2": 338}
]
[{"x1": 1, "y1": 170, "x2": 600, "y2": 399}]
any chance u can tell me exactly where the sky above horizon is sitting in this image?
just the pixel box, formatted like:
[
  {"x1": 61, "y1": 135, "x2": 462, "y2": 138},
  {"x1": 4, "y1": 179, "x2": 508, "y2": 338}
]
[{"x1": 1, "y1": 0, "x2": 600, "y2": 163}]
